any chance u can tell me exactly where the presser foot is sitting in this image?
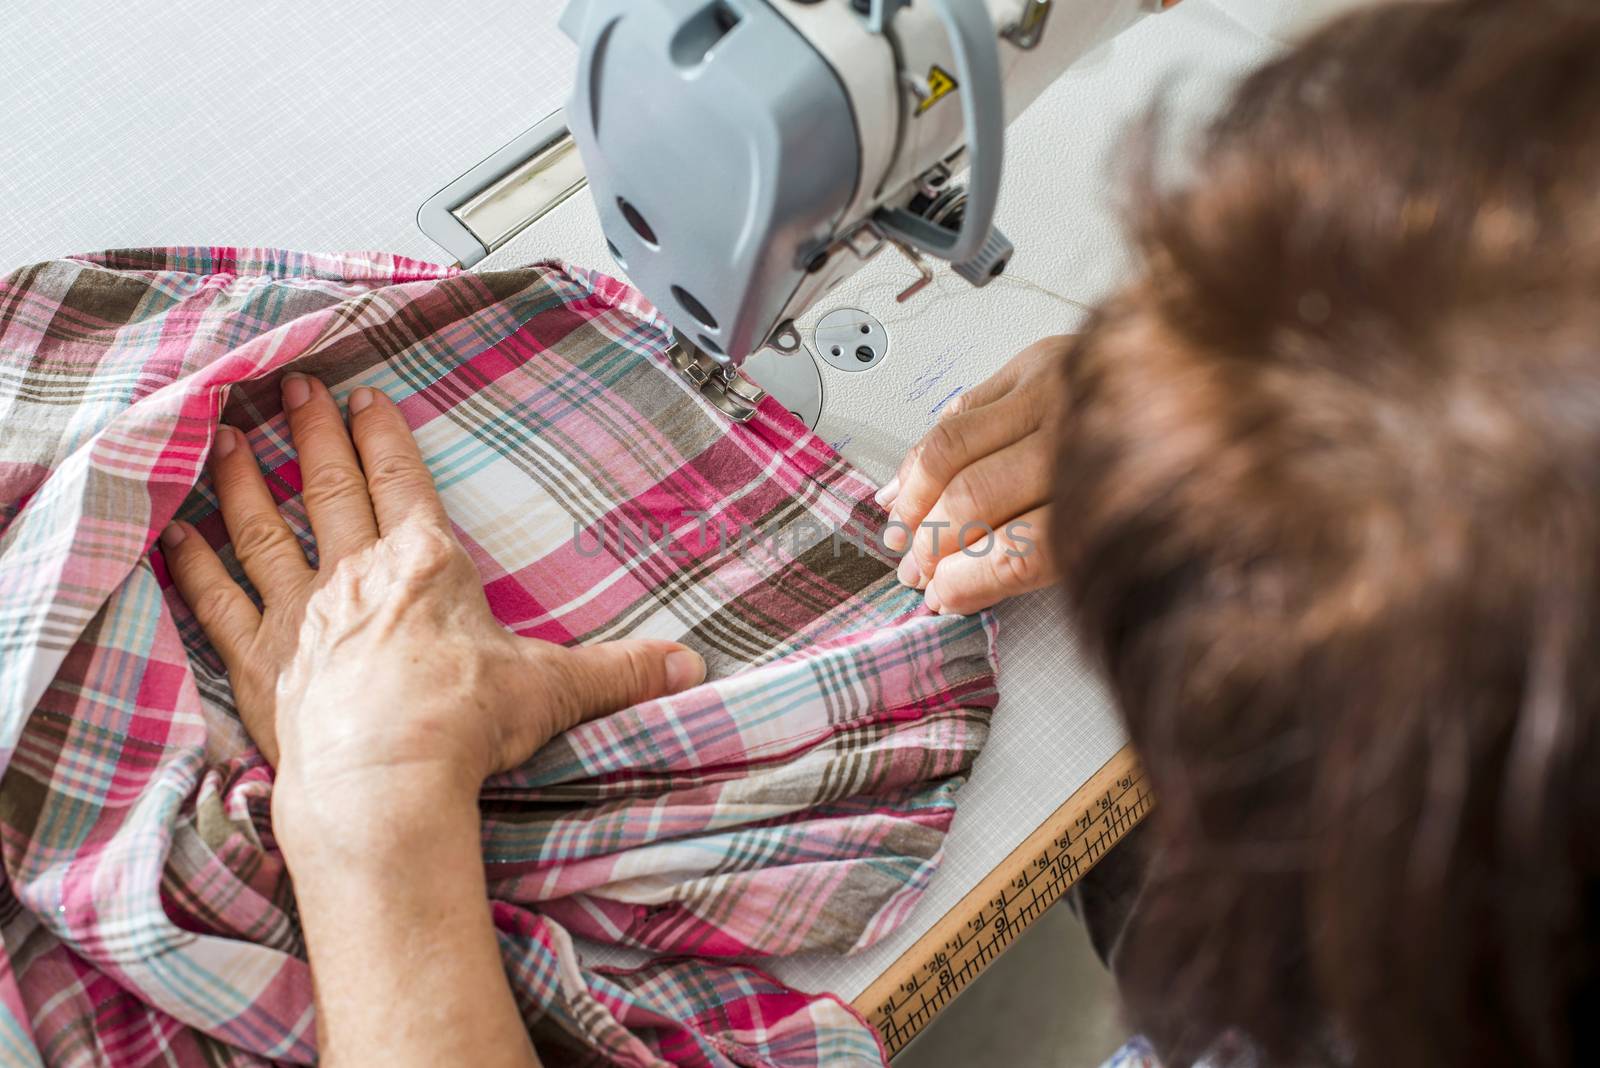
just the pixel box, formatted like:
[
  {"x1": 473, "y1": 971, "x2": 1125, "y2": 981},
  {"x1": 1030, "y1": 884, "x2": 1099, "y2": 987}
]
[{"x1": 668, "y1": 337, "x2": 767, "y2": 422}]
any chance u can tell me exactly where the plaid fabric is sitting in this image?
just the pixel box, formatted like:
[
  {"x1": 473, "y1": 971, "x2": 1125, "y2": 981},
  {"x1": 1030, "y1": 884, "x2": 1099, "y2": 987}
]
[{"x1": 0, "y1": 248, "x2": 999, "y2": 1067}]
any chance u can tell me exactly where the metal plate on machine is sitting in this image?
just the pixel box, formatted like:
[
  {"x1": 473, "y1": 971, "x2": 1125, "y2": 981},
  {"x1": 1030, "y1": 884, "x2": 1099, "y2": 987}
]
[
  {"x1": 744, "y1": 345, "x2": 824, "y2": 429},
  {"x1": 418, "y1": 113, "x2": 584, "y2": 267},
  {"x1": 815, "y1": 307, "x2": 889, "y2": 372}
]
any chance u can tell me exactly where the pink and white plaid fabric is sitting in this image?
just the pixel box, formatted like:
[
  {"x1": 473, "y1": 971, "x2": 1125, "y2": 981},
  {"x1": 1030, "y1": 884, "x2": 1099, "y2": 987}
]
[{"x1": 0, "y1": 249, "x2": 998, "y2": 1066}]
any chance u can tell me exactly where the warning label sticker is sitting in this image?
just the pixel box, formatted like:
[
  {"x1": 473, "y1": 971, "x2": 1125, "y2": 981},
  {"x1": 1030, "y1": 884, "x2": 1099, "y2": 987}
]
[{"x1": 916, "y1": 64, "x2": 958, "y2": 115}]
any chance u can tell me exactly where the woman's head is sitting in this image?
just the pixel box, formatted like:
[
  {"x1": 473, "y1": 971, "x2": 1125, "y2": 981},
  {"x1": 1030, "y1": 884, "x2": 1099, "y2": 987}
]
[{"x1": 1054, "y1": 2, "x2": 1600, "y2": 1065}]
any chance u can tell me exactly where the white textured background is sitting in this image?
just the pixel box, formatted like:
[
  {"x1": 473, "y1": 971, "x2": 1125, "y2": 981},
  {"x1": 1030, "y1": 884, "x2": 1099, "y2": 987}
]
[{"x1": 0, "y1": 0, "x2": 573, "y2": 268}]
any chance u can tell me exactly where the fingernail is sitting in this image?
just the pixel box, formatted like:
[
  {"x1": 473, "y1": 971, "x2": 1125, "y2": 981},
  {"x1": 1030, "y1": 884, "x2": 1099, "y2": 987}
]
[
  {"x1": 896, "y1": 552, "x2": 922, "y2": 589},
  {"x1": 883, "y1": 517, "x2": 910, "y2": 554},
  {"x1": 873, "y1": 476, "x2": 900, "y2": 509},
  {"x1": 281, "y1": 373, "x2": 311, "y2": 410},
  {"x1": 665, "y1": 648, "x2": 707, "y2": 692},
  {"x1": 214, "y1": 426, "x2": 237, "y2": 458},
  {"x1": 348, "y1": 387, "x2": 374, "y2": 414},
  {"x1": 924, "y1": 585, "x2": 943, "y2": 614},
  {"x1": 160, "y1": 523, "x2": 187, "y2": 549}
]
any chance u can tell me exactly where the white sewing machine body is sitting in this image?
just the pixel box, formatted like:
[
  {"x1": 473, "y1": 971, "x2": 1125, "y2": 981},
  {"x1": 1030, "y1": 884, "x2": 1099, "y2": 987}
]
[
  {"x1": 429, "y1": 0, "x2": 1157, "y2": 418},
  {"x1": 565, "y1": 0, "x2": 1150, "y2": 366}
]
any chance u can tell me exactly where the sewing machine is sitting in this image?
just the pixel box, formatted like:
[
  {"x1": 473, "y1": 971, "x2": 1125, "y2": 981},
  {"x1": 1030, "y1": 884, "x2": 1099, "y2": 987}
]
[
  {"x1": 424, "y1": 0, "x2": 1166, "y2": 423},
  {"x1": 409, "y1": 0, "x2": 1359, "y2": 1050},
  {"x1": 412, "y1": 0, "x2": 1376, "y2": 1048},
  {"x1": 418, "y1": 0, "x2": 1232, "y2": 1043}
]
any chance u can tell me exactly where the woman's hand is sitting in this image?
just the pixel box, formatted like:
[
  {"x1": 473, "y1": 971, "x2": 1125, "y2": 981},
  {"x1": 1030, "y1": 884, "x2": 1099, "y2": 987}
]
[
  {"x1": 160, "y1": 373, "x2": 709, "y2": 1067},
  {"x1": 159, "y1": 373, "x2": 706, "y2": 846},
  {"x1": 879, "y1": 337, "x2": 1069, "y2": 616}
]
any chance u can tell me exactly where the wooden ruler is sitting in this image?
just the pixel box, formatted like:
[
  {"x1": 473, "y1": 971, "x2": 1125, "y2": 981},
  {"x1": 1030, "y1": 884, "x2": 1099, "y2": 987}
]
[{"x1": 854, "y1": 746, "x2": 1151, "y2": 1058}]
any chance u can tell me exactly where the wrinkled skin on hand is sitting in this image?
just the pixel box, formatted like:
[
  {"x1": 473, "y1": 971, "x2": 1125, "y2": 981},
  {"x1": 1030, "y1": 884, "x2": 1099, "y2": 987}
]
[{"x1": 160, "y1": 374, "x2": 705, "y2": 846}]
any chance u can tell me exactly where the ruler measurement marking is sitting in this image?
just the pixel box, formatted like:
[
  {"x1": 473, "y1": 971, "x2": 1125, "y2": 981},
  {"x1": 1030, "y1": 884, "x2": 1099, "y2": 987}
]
[{"x1": 855, "y1": 749, "x2": 1150, "y2": 1057}]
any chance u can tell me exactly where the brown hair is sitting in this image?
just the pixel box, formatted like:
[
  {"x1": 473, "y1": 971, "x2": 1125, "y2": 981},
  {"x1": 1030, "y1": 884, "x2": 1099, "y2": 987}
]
[{"x1": 1053, "y1": 2, "x2": 1600, "y2": 1065}]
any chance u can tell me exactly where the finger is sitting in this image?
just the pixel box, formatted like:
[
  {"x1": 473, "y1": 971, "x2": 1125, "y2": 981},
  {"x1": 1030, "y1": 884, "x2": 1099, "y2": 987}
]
[
  {"x1": 211, "y1": 425, "x2": 313, "y2": 598},
  {"x1": 885, "y1": 390, "x2": 1040, "y2": 553},
  {"x1": 923, "y1": 505, "x2": 1059, "y2": 616},
  {"x1": 872, "y1": 474, "x2": 901, "y2": 510},
  {"x1": 281, "y1": 374, "x2": 379, "y2": 566},
  {"x1": 159, "y1": 521, "x2": 261, "y2": 666},
  {"x1": 549, "y1": 640, "x2": 707, "y2": 735},
  {"x1": 898, "y1": 431, "x2": 1055, "y2": 588},
  {"x1": 345, "y1": 387, "x2": 450, "y2": 535}
]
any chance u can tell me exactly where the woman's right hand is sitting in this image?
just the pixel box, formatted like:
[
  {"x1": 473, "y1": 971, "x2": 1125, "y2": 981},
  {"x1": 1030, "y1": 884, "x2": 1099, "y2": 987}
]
[{"x1": 159, "y1": 374, "x2": 706, "y2": 848}]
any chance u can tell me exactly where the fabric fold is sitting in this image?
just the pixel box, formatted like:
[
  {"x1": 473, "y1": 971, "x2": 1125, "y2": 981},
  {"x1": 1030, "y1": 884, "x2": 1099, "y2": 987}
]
[{"x1": 0, "y1": 248, "x2": 998, "y2": 1066}]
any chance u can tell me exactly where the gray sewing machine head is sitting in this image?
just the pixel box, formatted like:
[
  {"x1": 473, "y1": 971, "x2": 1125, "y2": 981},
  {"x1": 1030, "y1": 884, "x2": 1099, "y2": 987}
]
[{"x1": 421, "y1": 1, "x2": 1170, "y2": 419}]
